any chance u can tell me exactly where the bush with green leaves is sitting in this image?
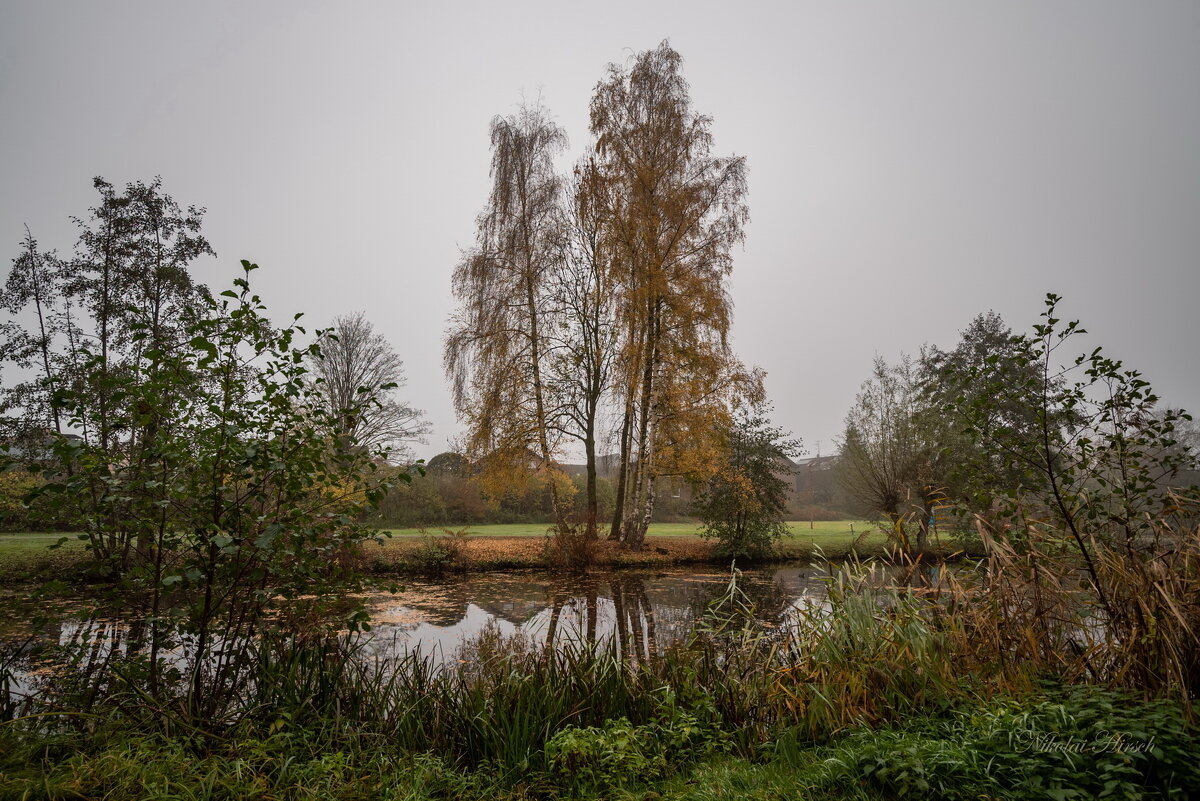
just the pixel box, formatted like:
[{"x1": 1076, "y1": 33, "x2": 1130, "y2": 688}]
[
  {"x1": 935, "y1": 294, "x2": 1197, "y2": 554},
  {"x1": 20, "y1": 262, "x2": 401, "y2": 723},
  {"x1": 814, "y1": 684, "x2": 1200, "y2": 800},
  {"x1": 545, "y1": 717, "x2": 664, "y2": 793},
  {"x1": 544, "y1": 704, "x2": 727, "y2": 794},
  {"x1": 693, "y1": 404, "x2": 800, "y2": 558}
]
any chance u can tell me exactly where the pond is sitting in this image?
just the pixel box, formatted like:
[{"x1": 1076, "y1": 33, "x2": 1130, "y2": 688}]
[{"x1": 1, "y1": 560, "x2": 958, "y2": 698}]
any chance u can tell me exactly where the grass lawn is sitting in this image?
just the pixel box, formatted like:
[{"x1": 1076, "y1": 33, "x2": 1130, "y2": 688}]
[
  {"x1": 1, "y1": 521, "x2": 875, "y2": 542},
  {"x1": 0, "y1": 521, "x2": 884, "y2": 552},
  {"x1": 0, "y1": 521, "x2": 894, "y2": 580},
  {"x1": 0, "y1": 531, "x2": 86, "y2": 551},
  {"x1": 0, "y1": 532, "x2": 90, "y2": 583},
  {"x1": 365, "y1": 520, "x2": 893, "y2": 568}
]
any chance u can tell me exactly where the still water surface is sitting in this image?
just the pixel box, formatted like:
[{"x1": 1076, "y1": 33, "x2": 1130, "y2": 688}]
[
  {"x1": 357, "y1": 563, "x2": 840, "y2": 660},
  {"x1": 4, "y1": 561, "x2": 959, "y2": 686}
]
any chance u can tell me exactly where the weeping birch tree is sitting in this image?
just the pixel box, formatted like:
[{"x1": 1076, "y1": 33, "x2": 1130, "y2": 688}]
[
  {"x1": 590, "y1": 41, "x2": 752, "y2": 549},
  {"x1": 444, "y1": 102, "x2": 572, "y2": 530}
]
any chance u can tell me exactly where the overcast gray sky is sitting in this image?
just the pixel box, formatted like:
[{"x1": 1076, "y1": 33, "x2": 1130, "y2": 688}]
[{"x1": 3, "y1": 1, "x2": 1198, "y2": 459}]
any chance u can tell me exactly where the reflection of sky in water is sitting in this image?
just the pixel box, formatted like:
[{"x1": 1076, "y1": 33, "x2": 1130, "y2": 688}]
[
  {"x1": 5, "y1": 563, "x2": 953, "y2": 678},
  {"x1": 362, "y1": 603, "x2": 525, "y2": 661},
  {"x1": 355, "y1": 565, "x2": 835, "y2": 660}
]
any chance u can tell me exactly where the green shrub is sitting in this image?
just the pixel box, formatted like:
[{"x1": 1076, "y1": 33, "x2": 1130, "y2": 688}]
[
  {"x1": 544, "y1": 706, "x2": 727, "y2": 795},
  {"x1": 546, "y1": 717, "x2": 663, "y2": 793},
  {"x1": 814, "y1": 685, "x2": 1200, "y2": 800},
  {"x1": 406, "y1": 528, "x2": 470, "y2": 574},
  {"x1": 693, "y1": 405, "x2": 800, "y2": 559}
]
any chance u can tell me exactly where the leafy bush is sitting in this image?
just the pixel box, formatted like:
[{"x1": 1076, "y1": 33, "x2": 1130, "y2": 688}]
[
  {"x1": 815, "y1": 684, "x2": 1200, "y2": 800},
  {"x1": 545, "y1": 703, "x2": 727, "y2": 794},
  {"x1": 9, "y1": 263, "x2": 402, "y2": 726},
  {"x1": 545, "y1": 718, "x2": 664, "y2": 792},
  {"x1": 694, "y1": 405, "x2": 800, "y2": 558}
]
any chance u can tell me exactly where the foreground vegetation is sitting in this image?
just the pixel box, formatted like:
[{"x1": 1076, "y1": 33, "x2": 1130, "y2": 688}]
[
  {"x1": 3, "y1": 559, "x2": 1198, "y2": 800},
  {"x1": 2, "y1": 685, "x2": 1195, "y2": 800}
]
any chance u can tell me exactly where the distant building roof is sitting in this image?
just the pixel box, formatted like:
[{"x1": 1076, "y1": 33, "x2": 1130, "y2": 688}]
[{"x1": 791, "y1": 454, "x2": 840, "y2": 469}]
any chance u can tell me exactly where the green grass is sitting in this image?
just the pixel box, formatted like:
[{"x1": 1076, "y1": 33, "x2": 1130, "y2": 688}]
[
  {"x1": 374, "y1": 520, "x2": 893, "y2": 562},
  {"x1": 0, "y1": 522, "x2": 893, "y2": 582},
  {"x1": 0, "y1": 532, "x2": 90, "y2": 583},
  {"x1": 0, "y1": 531, "x2": 86, "y2": 551},
  {"x1": 647, "y1": 756, "x2": 825, "y2": 800}
]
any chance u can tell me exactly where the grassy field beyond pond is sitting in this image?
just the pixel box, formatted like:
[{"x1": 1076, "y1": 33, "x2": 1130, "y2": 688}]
[
  {"x1": 0, "y1": 521, "x2": 898, "y2": 579},
  {"x1": 356, "y1": 520, "x2": 894, "y2": 572},
  {"x1": 0, "y1": 531, "x2": 87, "y2": 551}
]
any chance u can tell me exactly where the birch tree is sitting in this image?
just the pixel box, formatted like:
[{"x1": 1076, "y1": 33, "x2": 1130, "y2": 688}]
[
  {"x1": 445, "y1": 102, "x2": 572, "y2": 530},
  {"x1": 545, "y1": 160, "x2": 619, "y2": 538},
  {"x1": 590, "y1": 41, "x2": 751, "y2": 549}
]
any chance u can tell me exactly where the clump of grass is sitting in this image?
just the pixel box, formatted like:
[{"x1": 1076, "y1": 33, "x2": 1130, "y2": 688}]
[
  {"x1": 0, "y1": 729, "x2": 501, "y2": 801},
  {"x1": 772, "y1": 563, "x2": 968, "y2": 739},
  {"x1": 405, "y1": 526, "x2": 472, "y2": 574},
  {"x1": 542, "y1": 523, "x2": 602, "y2": 570}
]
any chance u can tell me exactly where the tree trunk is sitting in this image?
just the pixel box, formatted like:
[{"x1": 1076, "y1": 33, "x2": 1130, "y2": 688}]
[
  {"x1": 625, "y1": 300, "x2": 661, "y2": 551},
  {"x1": 525, "y1": 266, "x2": 567, "y2": 532},
  {"x1": 584, "y1": 420, "x2": 598, "y2": 540},
  {"x1": 609, "y1": 385, "x2": 635, "y2": 541}
]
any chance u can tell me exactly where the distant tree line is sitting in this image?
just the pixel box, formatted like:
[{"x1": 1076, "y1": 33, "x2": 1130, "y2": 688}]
[{"x1": 372, "y1": 450, "x2": 703, "y2": 530}]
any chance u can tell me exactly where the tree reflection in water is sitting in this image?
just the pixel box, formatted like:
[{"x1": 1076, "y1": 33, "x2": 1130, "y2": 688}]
[{"x1": 4, "y1": 565, "x2": 857, "y2": 674}]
